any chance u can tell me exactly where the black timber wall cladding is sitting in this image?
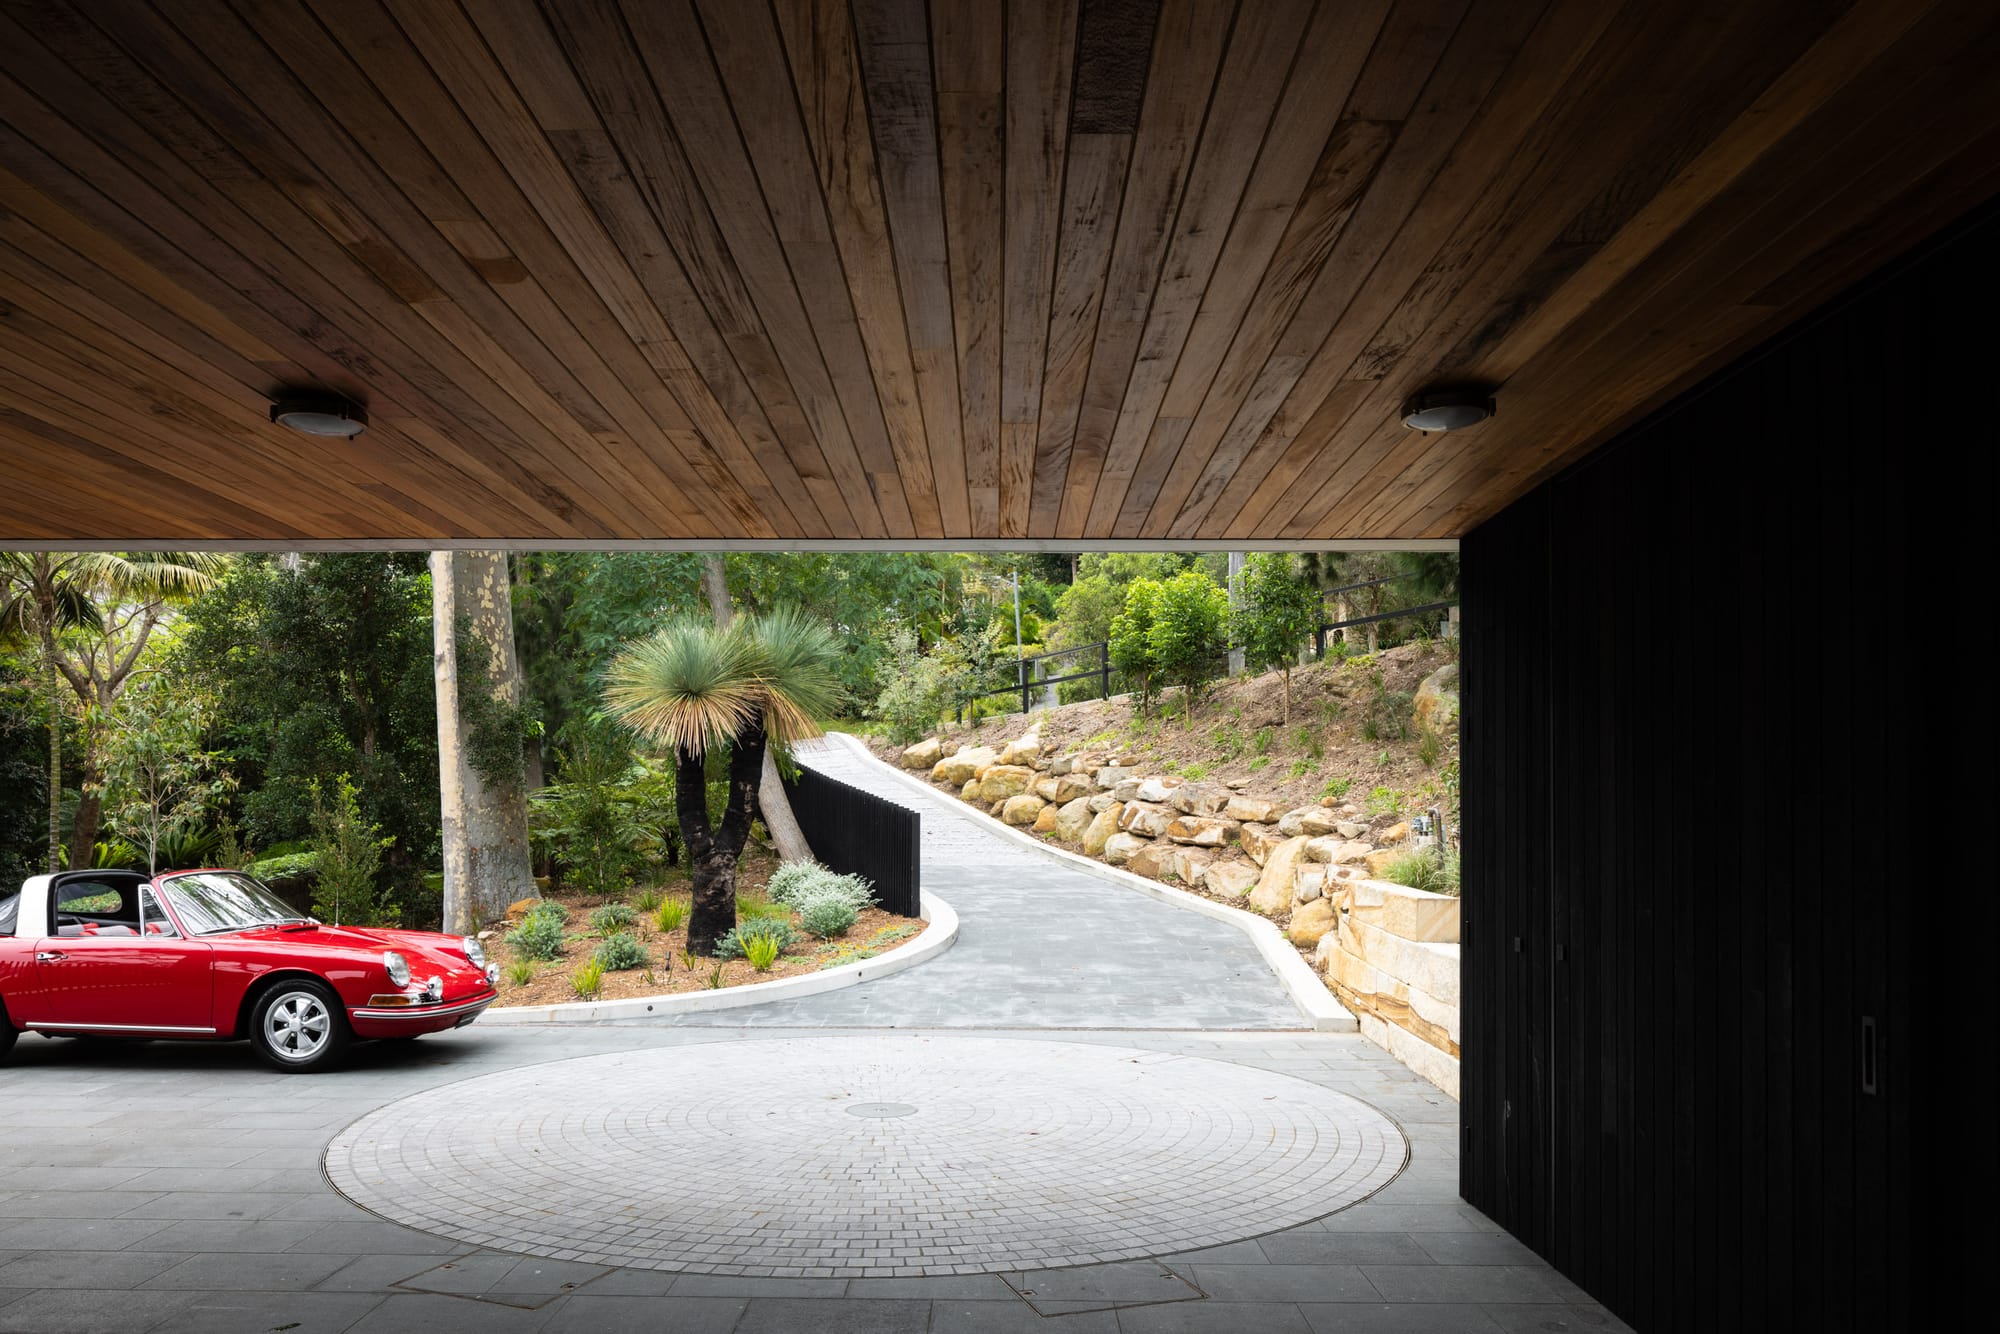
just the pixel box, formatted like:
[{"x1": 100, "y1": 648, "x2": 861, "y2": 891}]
[
  {"x1": 1461, "y1": 202, "x2": 1998, "y2": 1330},
  {"x1": 783, "y1": 763, "x2": 922, "y2": 918}
]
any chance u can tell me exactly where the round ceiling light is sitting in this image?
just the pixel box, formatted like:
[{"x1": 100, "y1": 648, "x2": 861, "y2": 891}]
[
  {"x1": 270, "y1": 393, "x2": 367, "y2": 438},
  {"x1": 1400, "y1": 389, "x2": 1495, "y2": 433}
]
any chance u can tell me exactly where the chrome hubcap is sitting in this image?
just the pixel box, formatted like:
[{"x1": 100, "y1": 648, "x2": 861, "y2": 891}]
[{"x1": 264, "y1": 991, "x2": 330, "y2": 1060}]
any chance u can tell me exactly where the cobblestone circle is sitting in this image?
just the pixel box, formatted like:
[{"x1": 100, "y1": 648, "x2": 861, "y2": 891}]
[{"x1": 323, "y1": 1035, "x2": 1406, "y2": 1277}]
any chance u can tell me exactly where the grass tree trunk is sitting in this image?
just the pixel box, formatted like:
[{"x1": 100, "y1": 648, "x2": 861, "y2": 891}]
[
  {"x1": 676, "y1": 719, "x2": 765, "y2": 955},
  {"x1": 698, "y1": 555, "x2": 813, "y2": 865},
  {"x1": 432, "y1": 550, "x2": 538, "y2": 934}
]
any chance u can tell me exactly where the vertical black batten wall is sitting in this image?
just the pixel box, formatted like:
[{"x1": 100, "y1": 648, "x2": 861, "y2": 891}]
[
  {"x1": 782, "y1": 764, "x2": 922, "y2": 917},
  {"x1": 1461, "y1": 201, "x2": 1997, "y2": 1331}
]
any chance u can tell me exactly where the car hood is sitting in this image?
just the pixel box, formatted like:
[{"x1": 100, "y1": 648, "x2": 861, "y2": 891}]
[{"x1": 227, "y1": 924, "x2": 480, "y2": 974}]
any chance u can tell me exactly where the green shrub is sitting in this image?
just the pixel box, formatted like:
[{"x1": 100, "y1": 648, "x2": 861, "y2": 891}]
[
  {"x1": 1417, "y1": 726, "x2": 1443, "y2": 769},
  {"x1": 1381, "y1": 845, "x2": 1460, "y2": 897},
  {"x1": 503, "y1": 959, "x2": 535, "y2": 987},
  {"x1": 589, "y1": 903, "x2": 637, "y2": 934},
  {"x1": 1253, "y1": 727, "x2": 1274, "y2": 755},
  {"x1": 1248, "y1": 755, "x2": 1270, "y2": 772},
  {"x1": 655, "y1": 897, "x2": 689, "y2": 933},
  {"x1": 245, "y1": 850, "x2": 320, "y2": 887},
  {"x1": 526, "y1": 899, "x2": 569, "y2": 923},
  {"x1": 1181, "y1": 762, "x2": 1210, "y2": 780},
  {"x1": 570, "y1": 958, "x2": 605, "y2": 999},
  {"x1": 307, "y1": 774, "x2": 398, "y2": 927},
  {"x1": 799, "y1": 894, "x2": 859, "y2": 939},
  {"x1": 736, "y1": 891, "x2": 786, "y2": 921},
  {"x1": 767, "y1": 864, "x2": 874, "y2": 913},
  {"x1": 593, "y1": 932, "x2": 649, "y2": 971},
  {"x1": 507, "y1": 913, "x2": 567, "y2": 962},
  {"x1": 715, "y1": 920, "x2": 800, "y2": 959},
  {"x1": 766, "y1": 860, "x2": 827, "y2": 904},
  {"x1": 1287, "y1": 758, "x2": 1316, "y2": 779},
  {"x1": 633, "y1": 887, "x2": 663, "y2": 913},
  {"x1": 1365, "y1": 786, "x2": 1404, "y2": 818},
  {"x1": 744, "y1": 933, "x2": 781, "y2": 971},
  {"x1": 1321, "y1": 776, "x2": 1353, "y2": 802}
]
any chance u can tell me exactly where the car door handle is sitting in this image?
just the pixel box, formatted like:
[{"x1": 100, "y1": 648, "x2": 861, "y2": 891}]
[{"x1": 36, "y1": 951, "x2": 66, "y2": 962}]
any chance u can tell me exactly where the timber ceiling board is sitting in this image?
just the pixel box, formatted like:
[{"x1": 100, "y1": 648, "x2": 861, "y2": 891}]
[{"x1": 0, "y1": 0, "x2": 1995, "y2": 544}]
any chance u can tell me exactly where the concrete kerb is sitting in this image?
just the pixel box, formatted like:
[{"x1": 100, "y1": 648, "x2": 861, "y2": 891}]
[
  {"x1": 478, "y1": 889, "x2": 959, "y2": 1025},
  {"x1": 825, "y1": 732, "x2": 1357, "y2": 1033}
]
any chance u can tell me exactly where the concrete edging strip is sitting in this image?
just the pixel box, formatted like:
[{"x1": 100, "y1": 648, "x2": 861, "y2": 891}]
[
  {"x1": 478, "y1": 888, "x2": 959, "y2": 1026},
  {"x1": 826, "y1": 732, "x2": 1356, "y2": 1033}
]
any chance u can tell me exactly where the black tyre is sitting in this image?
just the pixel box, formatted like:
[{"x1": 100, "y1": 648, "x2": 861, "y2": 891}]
[
  {"x1": 249, "y1": 979, "x2": 350, "y2": 1072},
  {"x1": 0, "y1": 1000, "x2": 15, "y2": 1063}
]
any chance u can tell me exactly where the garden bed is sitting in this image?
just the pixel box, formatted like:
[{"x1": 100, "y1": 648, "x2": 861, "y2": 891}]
[{"x1": 487, "y1": 848, "x2": 921, "y2": 1008}]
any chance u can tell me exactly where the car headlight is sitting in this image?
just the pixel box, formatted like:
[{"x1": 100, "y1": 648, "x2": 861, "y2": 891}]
[
  {"x1": 461, "y1": 936, "x2": 487, "y2": 968},
  {"x1": 383, "y1": 950, "x2": 411, "y2": 987}
]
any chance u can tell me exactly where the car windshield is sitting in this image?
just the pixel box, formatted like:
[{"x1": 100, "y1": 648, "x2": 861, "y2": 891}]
[{"x1": 160, "y1": 873, "x2": 309, "y2": 935}]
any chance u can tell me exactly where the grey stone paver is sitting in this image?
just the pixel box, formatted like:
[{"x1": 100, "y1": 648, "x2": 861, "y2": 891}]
[
  {"x1": 324, "y1": 1034, "x2": 1404, "y2": 1277},
  {"x1": 649, "y1": 738, "x2": 1304, "y2": 1030},
  {"x1": 0, "y1": 1028, "x2": 1624, "y2": 1332},
  {"x1": 0, "y1": 730, "x2": 1621, "y2": 1334}
]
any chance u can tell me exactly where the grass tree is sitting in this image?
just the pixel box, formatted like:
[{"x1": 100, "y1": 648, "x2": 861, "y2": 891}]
[
  {"x1": 0, "y1": 551, "x2": 220, "y2": 871},
  {"x1": 606, "y1": 608, "x2": 841, "y2": 955}
]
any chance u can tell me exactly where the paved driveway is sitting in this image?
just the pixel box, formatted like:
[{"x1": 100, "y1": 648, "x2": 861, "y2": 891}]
[
  {"x1": 0, "y1": 742, "x2": 1626, "y2": 1333},
  {"x1": 654, "y1": 736, "x2": 1302, "y2": 1030}
]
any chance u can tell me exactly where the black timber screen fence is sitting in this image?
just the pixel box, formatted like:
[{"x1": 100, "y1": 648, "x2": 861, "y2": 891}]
[{"x1": 782, "y1": 764, "x2": 921, "y2": 918}]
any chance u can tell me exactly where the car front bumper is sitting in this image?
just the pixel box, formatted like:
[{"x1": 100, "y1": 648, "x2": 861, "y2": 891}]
[{"x1": 349, "y1": 989, "x2": 497, "y2": 1037}]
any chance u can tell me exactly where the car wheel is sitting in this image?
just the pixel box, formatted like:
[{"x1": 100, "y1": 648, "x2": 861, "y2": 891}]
[
  {"x1": 250, "y1": 980, "x2": 350, "y2": 1073},
  {"x1": 0, "y1": 1001, "x2": 15, "y2": 1063}
]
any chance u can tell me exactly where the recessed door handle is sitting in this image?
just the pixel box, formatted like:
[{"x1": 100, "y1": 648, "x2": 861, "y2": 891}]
[{"x1": 36, "y1": 951, "x2": 66, "y2": 962}]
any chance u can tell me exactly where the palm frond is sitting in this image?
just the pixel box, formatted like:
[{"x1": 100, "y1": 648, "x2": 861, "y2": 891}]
[
  {"x1": 604, "y1": 618, "x2": 761, "y2": 756},
  {"x1": 743, "y1": 605, "x2": 844, "y2": 745}
]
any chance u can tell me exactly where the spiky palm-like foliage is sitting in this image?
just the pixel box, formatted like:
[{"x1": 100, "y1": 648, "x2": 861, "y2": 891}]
[
  {"x1": 606, "y1": 609, "x2": 842, "y2": 954},
  {"x1": 0, "y1": 552, "x2": 221, "y2": 871}
]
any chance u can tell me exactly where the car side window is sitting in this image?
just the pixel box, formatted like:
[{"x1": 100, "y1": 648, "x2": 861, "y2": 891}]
[
  {"x1": 52, "y1": 881, "x2": 140, "y2": 937},
  {"x1": 0, "y1": 891, "x2": 16, "y2": 936},
  {"x1": 138, "y1": 887, "x2": 179, "y2": 939}
]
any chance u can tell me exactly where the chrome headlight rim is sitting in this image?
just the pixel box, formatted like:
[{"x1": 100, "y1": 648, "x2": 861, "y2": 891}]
[
  {"x1": 383, "y1": 950, "x2": 411, "y2": 988},
  {"x1": 461, "y1": 935, "x2": 487, "y2": 968}
]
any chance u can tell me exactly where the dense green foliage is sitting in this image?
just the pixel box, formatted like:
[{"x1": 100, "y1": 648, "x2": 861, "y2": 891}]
[
  {"x1": 173, "y1": 555, "x2": 440, "y2": 901},
  {"x1": 507, "y1": 911, "x2": 568, "y2": 961},
  {"x1": 592, "y1": 932, "x2": 649, "y2": 971},
  {"x1": 0, "y1": 658, "x2": 45, "y2": 887},
  {"x1": 307, "y1": 773, "x2": 399, "y2": 927}
]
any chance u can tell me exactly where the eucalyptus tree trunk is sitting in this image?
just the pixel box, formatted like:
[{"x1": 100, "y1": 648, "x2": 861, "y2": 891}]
[
  {"x1": 432, "y1": 551, "x2": 538, "y2": 934},
  {"x1": 40, "y1": 621, "x2": 61, "y2": 873},
  {"x1": 698, "y1": 555, "x2": 813, "y2": 864}
]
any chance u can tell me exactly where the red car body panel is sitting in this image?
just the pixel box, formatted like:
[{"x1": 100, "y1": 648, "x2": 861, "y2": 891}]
[{"x1": 0, "y1": 868, "x2": 496, "y2": 1046}]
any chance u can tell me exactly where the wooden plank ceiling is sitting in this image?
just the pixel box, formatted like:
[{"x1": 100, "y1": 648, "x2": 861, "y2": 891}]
[{"x1": 1, "y1": 0, "x2": 1996, "y2": 544}]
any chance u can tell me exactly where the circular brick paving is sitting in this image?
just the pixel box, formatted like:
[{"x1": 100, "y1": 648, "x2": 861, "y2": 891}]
[{"x1": 323, "y1": 1035, "x2": 1405, "y2": 1277}]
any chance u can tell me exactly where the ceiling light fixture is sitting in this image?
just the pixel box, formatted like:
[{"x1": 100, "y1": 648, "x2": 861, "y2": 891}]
[
  {"x1": 1400, "y1": 389, "x2": 1495, "y2": 433},
  {"x1": 270, "y1": 392, "x2": 368, "y2": 438}
]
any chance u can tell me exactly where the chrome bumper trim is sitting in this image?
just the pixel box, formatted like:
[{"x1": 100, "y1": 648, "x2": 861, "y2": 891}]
[{"x1": 350, "y1": 992, "x2": 496, "y2": 1021}]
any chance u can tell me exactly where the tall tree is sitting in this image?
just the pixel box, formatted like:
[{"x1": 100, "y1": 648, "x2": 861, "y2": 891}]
[
  {"x1": 0, "y1": 552, "x2": 218, "y2": 871},
  {"x1": 172, "y1": 554, "x2": 442, "y2": 910},
  {"x1": 607, "y1": 609, "x2": 841, "y2": 954},
  {"x1": 431, "y1": 551, "x2": 537, "y2": 934}
]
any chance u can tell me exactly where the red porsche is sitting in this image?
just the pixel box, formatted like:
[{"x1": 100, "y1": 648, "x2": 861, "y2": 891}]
[{"x1": 0, "y1": 868, "x2": 498, "y2": 1072}]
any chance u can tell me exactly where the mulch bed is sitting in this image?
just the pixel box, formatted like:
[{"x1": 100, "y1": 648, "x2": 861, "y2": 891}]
[{"x1": 489, "y1": 848, "x2": 922, "y2": 1007}]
